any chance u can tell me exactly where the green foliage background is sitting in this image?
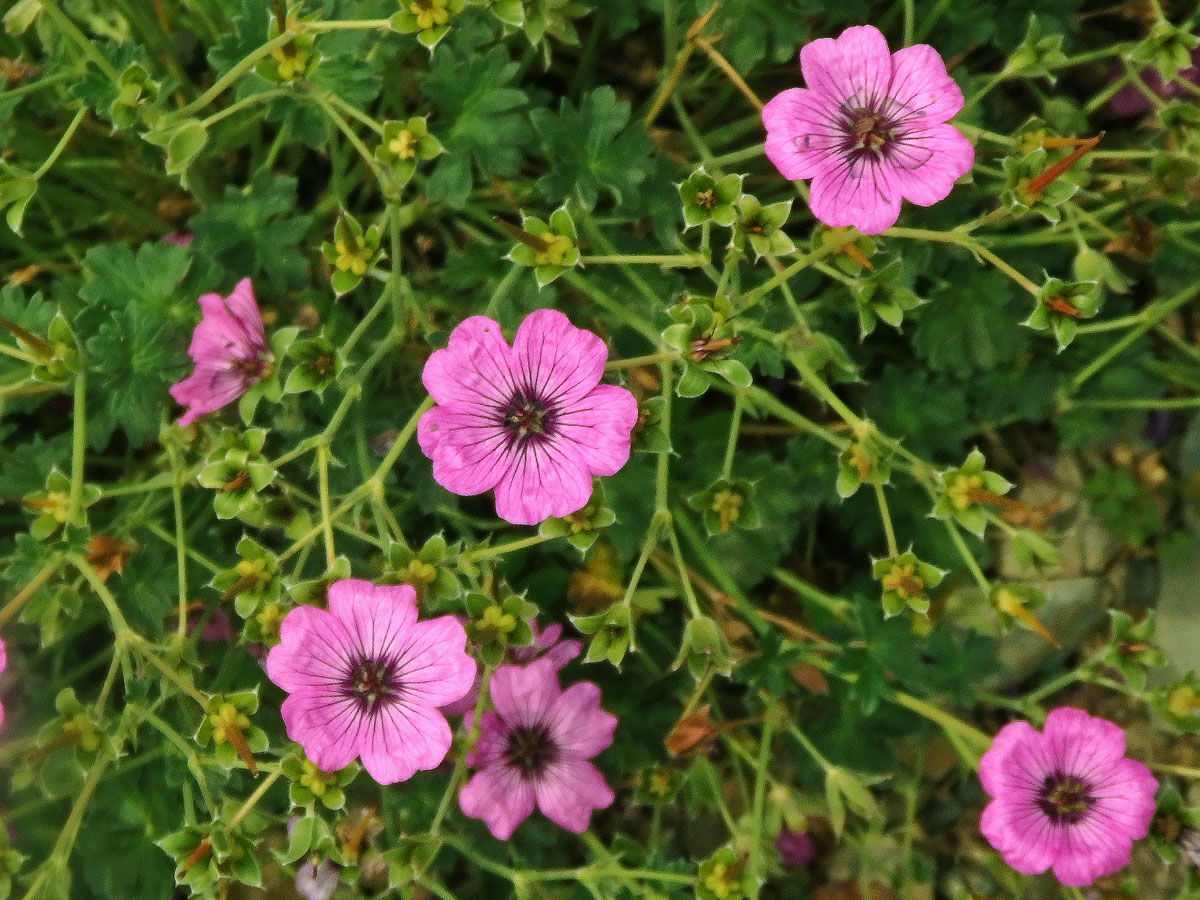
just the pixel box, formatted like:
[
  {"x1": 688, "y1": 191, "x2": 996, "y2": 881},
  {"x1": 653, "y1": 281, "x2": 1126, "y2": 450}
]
[{"x1": 1, "y1": 0, "x2": 1200, "y2": 898}]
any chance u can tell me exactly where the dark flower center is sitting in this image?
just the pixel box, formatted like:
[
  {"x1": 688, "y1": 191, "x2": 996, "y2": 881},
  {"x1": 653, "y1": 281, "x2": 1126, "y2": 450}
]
[
  {"x1": 504, "y1": 724, "x2": 559, "y2": 777},
  {"x1": 502, "y1": 394, "x2": 556, "y2": 442},
  {"x1": 231, "y1": 353, "x2": 271, "y2": 382},
  {"x1": 342, "y1": 658, "x2": 399, "y2": 713},
  {"x1": 1036, "y1": 772, "x2": 1096, "y2": 825},
  {"x1": 848, "y1": 107, "x2": 893, "y2": 151}
]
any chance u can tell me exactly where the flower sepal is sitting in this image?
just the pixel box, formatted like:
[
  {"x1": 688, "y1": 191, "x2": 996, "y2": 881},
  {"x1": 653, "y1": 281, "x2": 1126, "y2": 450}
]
[
  {"x1": 321, "y1": 212, "x2": 384, "y2": 297},
  {"x1": 871, "y1": 551, "x2": 944, "y2": 617},
  {"x1": 505, "y1": 206, "x2": 580, "y2": 287},
  {"x1": 375, "y1": 117, "x2": 443, "y2": 185},
  {"x1": 671, "y1": 615, "x2": 732, "y2": 679},
  {"x1": 465, "y1": 591, "x2": 536, "y2": 667},
  {"x1": 571, "y1": 601, "x2": 634, "y2": 667},
  {"x1": 282, "y1": 751, "x2": 359, "y2": 812},
  {"x1": 732, "y1": 194, "x2": 794, "y2": 259},
  {"x1": 1024, "y1": 275, "x2": 1101, "y2": 349},
  {"x1": 688, "y1": 478, "x2": 760, "y2": 536},
  {"x1": 931, "y1": 448, "x2": 1012, "y2": 536},
  {"x1": 388, "y1": 0, "x2": 466, "y2": 51},
  {"x1": 211, "y1": 536, "x2": 281, "y2": 618},
  {"x1": 195, "y1": 690, "x2": 267, "y2": 774},
  {"x1": 539, "y1": 486, "x2": 617, "y2": 552},
  {"x1": 196, "y1": 428, "x2": 276, "y2": 526},
  {"x1": 678, "y1": 168, "x2": 743, "y2": 228}
]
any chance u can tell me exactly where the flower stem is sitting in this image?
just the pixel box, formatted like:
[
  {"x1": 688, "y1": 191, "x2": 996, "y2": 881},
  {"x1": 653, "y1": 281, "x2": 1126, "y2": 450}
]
[
  {"x1": 178, "y1": 31, "x2": 296, "y2": 116},
  {"x1": 67, "y1": 371, "x2": 87, "y2": 525},
  {"x1": 33, "y1": 105, "x2": 88, "y2": 181},
  {"x1": 604, "y1": 350, "x2": 679, "y2": 371},
  {"x1": 0, "y1": 558, "x2": 60, "y2": 630},
  {"x1": 317, "y1": 442, "x2": 336, "y2": 567},
  {"x1": 873, "y1": 480, "x2": 900, "y2": 557}
]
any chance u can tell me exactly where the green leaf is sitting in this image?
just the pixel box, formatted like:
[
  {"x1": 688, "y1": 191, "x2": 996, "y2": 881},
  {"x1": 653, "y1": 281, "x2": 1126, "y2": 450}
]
[
  {"x1": 912, "y1": 271, "x2": 1026, "y2": 376},
  {"x1": 530, "y1": 86, "x2": 654, "y2": 210},
  {"x1": 191, "y1": 169, "x2": 312, "y2": 290},
  {"x1": 422, "y1": 45, "x2": 530, "y2": 208}
]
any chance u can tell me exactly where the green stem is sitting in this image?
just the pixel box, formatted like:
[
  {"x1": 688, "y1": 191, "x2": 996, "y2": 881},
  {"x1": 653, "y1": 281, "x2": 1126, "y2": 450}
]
[
  {"x1": 748, "y1": 716, "x2": 775, "y2": 883},
  {"x1": 317, "y1": 442, "x2": 336, "y2": 566},
  {"x1": 40, "y1": 0, "x2": 121, "y2": 81},
  {"x1": 580, "y1": 253, "x2": 704, "y2": 267},
  {"x1": 720, "y1": 394, "x2": 742, "y2": 480},
  {"x1": 178, "y1": 31, "x2": 296, "y2": 116},
  {"x1": 33, "y1": 106, "x2": 89, "y2": 181},
  {"x1": 67, "y1": 371, "x2": 87, "y2": 525},
  {"x1": 739, "y1": 237, "x2": 855, "y2": 309},
  {"x1": 605, "y1": 350, "x2": 678, "y2": 371},
  {"x1": 873, "y1": 480, "x2": 899, "y2": 557},
  {"x1": 886, "y1": 227, "x2": 1039, "y2": 295},
  {"x1": 168, "y1": 439, "x2": 189, "y2": 642},
  {"x1": 944, "y1": 522, "x2": 990, "y2": 593},
  {"x1": 460, "y1": 533, "x2": 554, "y2": 564}
]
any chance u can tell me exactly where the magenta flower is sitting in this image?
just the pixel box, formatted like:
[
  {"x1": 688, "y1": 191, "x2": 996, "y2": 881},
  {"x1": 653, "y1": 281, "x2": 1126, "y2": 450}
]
[
  {"x1": 169, "y1": 278, "x2": 272, "y2": 427},
  {"x1": 458, "y1": 657, "x2": 616, "y2": 839},
  {"x1": 762, "y1": 24, "x2": 974, "y2": 235},
  {"x1": 417, "y1": 309, "x2": 638, "y2": 526},
  {"x1": 265, "y1": 579, "x2": 476, "y2": 785},
  {"x1": 162, "y1": 231, "x2": 195, "y2": 247},
  {"x1": 979, "y1": 707, "x2": 1158, "y2": 887}
]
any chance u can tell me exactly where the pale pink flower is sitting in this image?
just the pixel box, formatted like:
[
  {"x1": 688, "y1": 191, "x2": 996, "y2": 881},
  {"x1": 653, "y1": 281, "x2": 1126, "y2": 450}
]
[
  {"x1": 441, "y1": 617, "x2": 582, "y2": 717},
  {"x1": 417, "y1": 309, "x2": 638, "y2": 526},
  {"x1": 458, "y1": 657, "x2": 616, "y2": 839},
  {"x1": 265, "y1": 579, "x2": 476, "y2": 785},
  {"x1": 169, "y1": 278, "x2": 272, "y2": 427},
  {"x1": 979, "y1": 707, "x2": 1158, "y2": 887},
  {"x1": 763, "y1": 24, "x2": 974, "y2": 235}
]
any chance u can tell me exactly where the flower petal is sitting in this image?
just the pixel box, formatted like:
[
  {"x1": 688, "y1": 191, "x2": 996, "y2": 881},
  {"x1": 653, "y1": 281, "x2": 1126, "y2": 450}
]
[
  {"x1": 885, "y1": 44, "x2": 964, "y2": 127},
  {"x1": 417, "y1": 404, "x2": 511, "y2": 496},
  {"x1": 511, "y1": 308, "x2": 607, "y2": 407},
  {"x1": 357, "y1": 701, "x2": 453, "y2": 784},
  {"x1": 488, "y1": 658, "x2": 561, "y2": 727},
  {"x1": 280, "y1": 692, "x2": 364, "y2": 773},
  {"x1": 459, "y1": 764, "x2": 537, "y2": 840},
  {"x1": 393, "y1": 614, "x2": 477, "y2": 707},
  {"x1": 327, "y1": 580, "x2": 418, "y2": 663},
  {"x1": 170, "y1": 366, "x2": 251, "y2": 425},
  {"x1": 891, "y1": 124, "x2": 974, "y2": 207},
  {"x1": 492, "y1": 439, "x2": 594, "y2": 525},
  {"x1": 266, "y1": 605, "x2": 354, "y2": 693},
  {"x1": 800, "y1": 25, "x2": 893, "y2": 109},
  {"x1": 422, "y1": 316, "x2": 518, "y2": 408},
  {"x1": 808, "y1": 154, "x2": 903, "y2": 235},
  {"x1": 762, "y1": 87, "x2": 845, "y2": 181},
  {"x1": 980, "y1": 799, "x2": 1055, "y2": 876},
  {"x1": 554, "y1": 384, "x2": 638, "y2": 477},
  {"x1": 548, "y1": 681, "x2": 616, "y2": 758},
  {"x1": 978, "y1": 719, "x2": 1041, "y2": 798},
  {"x1": 535, "y1": 758, "x2": 614, "y2": 833}
]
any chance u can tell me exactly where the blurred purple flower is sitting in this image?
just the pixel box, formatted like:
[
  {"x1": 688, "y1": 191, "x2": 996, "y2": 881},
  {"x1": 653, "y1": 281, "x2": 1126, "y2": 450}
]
[
  {"x1": 775, "y1": 826, "x2": 815, "y2": 869},
  {"x1": 1107, "y1": 45, "x2": 1200, "y2": 117}
]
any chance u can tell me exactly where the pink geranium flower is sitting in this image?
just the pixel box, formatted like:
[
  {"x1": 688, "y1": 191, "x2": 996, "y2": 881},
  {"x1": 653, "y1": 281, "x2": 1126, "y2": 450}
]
[
  {"x1": 762, "y1": 24, "x2": 974, "y2": 235},
  {"x1": 441, "y1": 617, "x2": 582, "y2": 717},
  {"x1": 169, "y1": 278, "x2": 272, "y2": 427},
  {"x1": 417, "y1": 309, "x2": 638, "y2": 526},
  {"x1": 458, "y1": 657, "x2": 616, "y2": 839},
  {"x1": 979, "y1": 707, "x2": 1158, "y2": 887},
  {"x1": 265, "y1": 579, "x2": 476, "y2": 785}
]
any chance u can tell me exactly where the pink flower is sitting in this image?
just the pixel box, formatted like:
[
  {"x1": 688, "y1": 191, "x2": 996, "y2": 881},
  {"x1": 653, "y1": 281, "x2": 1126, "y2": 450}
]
[
  {"x1": 169, "y1": 278, "x2": 272, "y2": 427},
  {"x1": 458, "y1": 657, "x2": 616, "y2": 839},
  {"x1": 979, "y1": 707, "x2": 1158, "y2": 887},
  {"x1": 265, "y1": 579, "x2": 476, "y2": 785},
  {"x1": 762, "y1": 24, "x2": 974, "y2": 235},
  {"x1": 417, "y1": 309, "x2": 638, "y2": 526},
  {"x1": 441, "y1": 617, "x2": 582, "y2": 717},
  {"x1": 775, "y1": 827, "x2": 815, "y2": 869}
]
